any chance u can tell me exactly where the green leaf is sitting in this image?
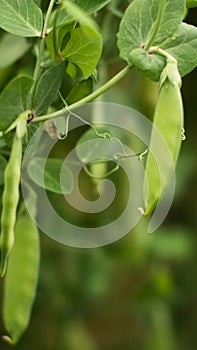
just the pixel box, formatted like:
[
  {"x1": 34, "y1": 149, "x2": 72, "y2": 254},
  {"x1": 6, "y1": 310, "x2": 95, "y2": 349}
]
[
  {"x1": 47, "y1": 1, "x2": 102, "y2": 72},
  {"x1": 163, "y1": 23, "x2": 197, "y2": 77},
  {"x1": 66, "y1": 78, "x2": 93, "y2": 104},
  {"x1": 46, "y1": 21, "x2": 76, "y2": 62},
  {"x1": 0, "y1": 155, "x2": 7, "y2": 186},
  {"x1": 0, "y1": 75, "x2": 33, "y2": 131},
  {"x1": 186, "y1": 0, "x2": 197, "y2": 7},
  {"x1": 48, "y1": 8, "x2": 72, "y2": 29},
  {"x1": 61, "y1": 0, "x2": 101, "y2": 30},
  {"x1": 32, "y1": 62, "x2": 66, "y2": 116},
  {"x1": 118, "y1": 0, "x2": 185, "y2": 57},
  {"x1": 129, "y1": 22, "x2": 197, "y2": 80},
  {"x1": 117, "y1": 0, "x2": 185, "y2": 80},
  {"x1": 61, "y1": 26, "x2": 102, "y2": 80},
  {"x1": 0, "y1": 0, "x2": 43, "y2": 37},
  {"x1": 27, "y1": 157, "x2": 73, "y2": 194},
  {"x1": 0, "y1": 33, "x2": 31, "y2": 68},
  {"x1": 74, "y1": 0, "x2": 111, "y2": 14},
  {"x1": 49, "y1": 0, "x2": 111, "y2": 30},
  {"x1": 128, "y1": 48, "x2": 165, "y2": 81}
]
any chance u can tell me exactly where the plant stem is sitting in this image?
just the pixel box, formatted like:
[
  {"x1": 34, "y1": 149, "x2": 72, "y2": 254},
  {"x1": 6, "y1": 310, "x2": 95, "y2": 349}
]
[
  {"x1": 32, "y1": 64, "x2": 132, "y2": 123},
  {"x1": 144, "y1": 0, "x2": 166, "y2": 50},
  {"x1": 148, "y1": 46, "x2": 177, "y2": 63},
  {"x1": 31, "y1": 0, "x2": 56, "y2": 97}
]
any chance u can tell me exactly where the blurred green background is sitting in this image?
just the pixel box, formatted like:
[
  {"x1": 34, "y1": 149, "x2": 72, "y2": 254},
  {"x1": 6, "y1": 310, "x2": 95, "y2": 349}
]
[{"x1": 0, "y1": 1, "x2": 197, "y2": 349}]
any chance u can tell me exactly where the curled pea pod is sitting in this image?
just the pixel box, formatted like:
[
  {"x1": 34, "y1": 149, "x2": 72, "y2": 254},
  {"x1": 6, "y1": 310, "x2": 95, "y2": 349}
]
[
  {"x1": 2, "y1": 209, "x2": 40, "y2": 345},
  {"x1": 0, "y1": 133, "x2": 22, "y2": 276},
  {"x1": 143, "y1": 62, "x2": 184, "y2": 216}
]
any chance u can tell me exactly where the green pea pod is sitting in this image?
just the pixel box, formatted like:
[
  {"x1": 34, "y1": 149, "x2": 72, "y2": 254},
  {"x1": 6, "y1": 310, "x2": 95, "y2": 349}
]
[
  {"x1": 0, "y1": 112, "x2": 29, "y2": 276},
  {"x1": 144, "y1": 73, "x2": 184, "y2": 216},
  {"x1": 2, "y1": 209, "x2": 40, "y2": 345},
  {"x1": 0, "y1": 134, "x2": 22, "y2": 276}
]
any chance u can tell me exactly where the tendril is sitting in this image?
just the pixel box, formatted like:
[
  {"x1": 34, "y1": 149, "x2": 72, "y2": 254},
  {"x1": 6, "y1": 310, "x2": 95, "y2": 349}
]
[{"x1": 84, "y1": 160, "x2": 120, "y2": 179}]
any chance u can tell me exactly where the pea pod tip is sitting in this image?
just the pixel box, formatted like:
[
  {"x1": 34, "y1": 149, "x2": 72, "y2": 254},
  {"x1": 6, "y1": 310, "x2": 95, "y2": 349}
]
[
  {"x1": 2, "y1": 335, "x2": 14, "y2": 345},
  {"x1": 138, "y1": 207, "x2": 145, "y2": 215},
  {"x1": 0, "y1": 258, "x2": 8, "y2": 277}
]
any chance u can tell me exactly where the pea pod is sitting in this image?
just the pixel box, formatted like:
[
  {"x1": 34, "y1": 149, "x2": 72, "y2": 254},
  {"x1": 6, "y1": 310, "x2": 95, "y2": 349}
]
[
  {"x1": 2, "y1": 209, "x2": 40, "y2": 345},
  {"x1": 0, "y1": 111, "x2": 29, "y2": 276},
  {"x1": 0, "y1": 133, "x2": 22, "y2": 276},
  {"x1": 144, "y1": 64, "x2": 184, "y2": 216}
]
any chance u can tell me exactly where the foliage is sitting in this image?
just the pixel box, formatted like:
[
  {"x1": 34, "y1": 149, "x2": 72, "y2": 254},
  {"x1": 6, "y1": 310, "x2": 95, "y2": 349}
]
[{"x1": 0, "y1": 0, "x2": 196, "y2": 347}]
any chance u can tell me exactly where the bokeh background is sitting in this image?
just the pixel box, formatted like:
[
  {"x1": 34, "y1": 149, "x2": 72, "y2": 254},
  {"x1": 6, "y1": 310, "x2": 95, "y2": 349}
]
[{"x1": 0, "y1": 1, "x2": 197, "y2": 349}]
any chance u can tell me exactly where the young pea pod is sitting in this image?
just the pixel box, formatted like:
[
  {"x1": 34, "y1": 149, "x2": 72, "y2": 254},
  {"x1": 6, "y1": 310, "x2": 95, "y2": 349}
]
[
  {"x1": 143, "y1": 62, "x2": 184, "y2": 216},
  {"x1": 2, "y1": 209, "x2": 40, "y2": 345},
  {"x1": 0, "y1": 133, "x2": 22, "y2": 276},
  {"x1": 0, "y1": 112, "x2": 29, "y2": 276}
]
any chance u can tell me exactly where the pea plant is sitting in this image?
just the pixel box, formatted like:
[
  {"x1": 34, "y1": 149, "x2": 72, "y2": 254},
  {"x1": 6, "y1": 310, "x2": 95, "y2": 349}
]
[{"x1": 0, "y1": 0, "x2": 196, "y2": 345}]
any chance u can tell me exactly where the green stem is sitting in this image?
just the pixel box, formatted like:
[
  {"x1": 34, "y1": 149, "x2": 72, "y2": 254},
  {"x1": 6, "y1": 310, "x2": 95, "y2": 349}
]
[
  {"x1": 144, "y1": 0, "x2": 166, "y2": 50},
  {"x1": 31, "y1": 0, "x2": 56, "y2": 97},
  {"x1": 32, "y1": 65, "x2": 132, "y2": 123},
  {"x1": 148, "y1": 46, "x2": 177, "y2": 64}
]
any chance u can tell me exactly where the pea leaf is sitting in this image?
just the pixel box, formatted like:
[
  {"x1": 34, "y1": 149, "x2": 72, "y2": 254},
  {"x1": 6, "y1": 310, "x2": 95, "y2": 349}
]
[
  {"x1": 128, "y1": 48, "x2": 165, "y2": 81},
  {"x1": 0, "y1": 75, "x2": 33, "y2": 131},
  {"x1": 117, "y1": 0, "x2": 185, "y2": 81},
  {"x1": 46, "y1": 21, "x2": 76, "y2": 62},
  {"x1": 118, "y1": 0, "x2": 185, "y2": 58},
  {"x1": 49, "y1": 0, "x2": 111, "y2": 30},
  {"x1": 74, "y1": 0, "x2": 111, "y2": 14},
  {"x1": 163, "y1": 23, "x2": 197, "y2": 77},
  {"x1": 61, "y1": 26, "x2": 102, "y2": 80},
  {"x1": 27, "y1": 157, "x2": 73, "y2": 194},
  {"x1": 32, "y1": 62, "x2": 66, "y2": 116},
  {"x1": 129, "y1": 22, "x2": 197, "y2": 80},
  {"x1": 0, "y1": 33, "x2": 31, "y2": 68},
  {"x1": 48, "y1": 0, "x2": 103, "y2": 70},
  {"x1": 61, "y1": 0, "x2": 101, "y2": 30},
  {"x1": 0, "y1": 155, "x2": 7, "y2": 186},
  {"x1": 48, "y1": 9, "x2": 72, "y2": 30},
  {"x1": 0, "y1": 0, "x2": 43, "y2": 37}
]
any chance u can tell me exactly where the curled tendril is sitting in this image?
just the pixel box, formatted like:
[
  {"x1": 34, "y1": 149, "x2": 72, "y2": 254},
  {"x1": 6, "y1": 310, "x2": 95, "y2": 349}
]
[
  {"x1": 181, "y1": 127, "x2": 186, "y2": 141},
  {"x1": 139, "y1": 148, "x2": 148, "y2": 163},
  {"x1": 57, "y1": 113, "x2": 70, "y2": 140},
  {"x1": 54, "y1": 107, "x2": 147, "y2": 178}
]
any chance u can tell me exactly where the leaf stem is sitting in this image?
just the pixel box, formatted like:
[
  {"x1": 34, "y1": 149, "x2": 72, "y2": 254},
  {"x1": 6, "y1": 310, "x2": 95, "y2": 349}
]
[
  {"x1": 144, "y1": 0, "x2": 166, "y2": 50},
  {"x1": 32, "y1": 65, "x2": 132, "y2": 123},
  {"x1": 31, "y1": 0, "x2": 56, "y2": 97},
  {"x1": 148, "y1": 46, "x2": 177, "y2": 63}
]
